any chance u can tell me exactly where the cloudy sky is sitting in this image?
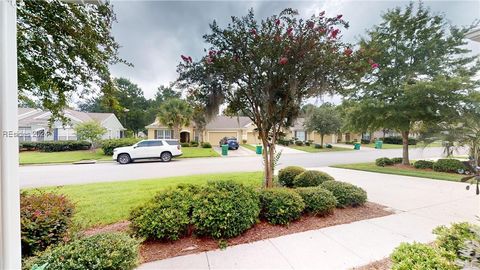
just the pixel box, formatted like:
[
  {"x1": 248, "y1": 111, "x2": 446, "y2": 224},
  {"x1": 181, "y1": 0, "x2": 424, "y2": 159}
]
[{"x1": 109, "y1": 0, "x2": 480, "y2": 101}]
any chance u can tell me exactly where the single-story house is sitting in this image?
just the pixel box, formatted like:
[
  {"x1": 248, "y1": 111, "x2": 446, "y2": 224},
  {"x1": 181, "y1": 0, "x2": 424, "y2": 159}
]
[
  {"x1": 146, "y1": 115, "x2": 360, "y2": 145},
  {"x1": 18, "y1": 107, "x2": 125, "y2": 142}
]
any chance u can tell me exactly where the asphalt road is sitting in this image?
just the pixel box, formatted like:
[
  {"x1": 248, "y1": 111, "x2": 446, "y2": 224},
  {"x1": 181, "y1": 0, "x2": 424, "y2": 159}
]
[{"x1": 19, "y1": 147, "x2": 458, "y2": 188}]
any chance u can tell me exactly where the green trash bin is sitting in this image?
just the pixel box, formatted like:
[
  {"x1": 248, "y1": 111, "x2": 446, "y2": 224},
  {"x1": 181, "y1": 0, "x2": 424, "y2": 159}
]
[
  {"x1": 221, "y1": 144, "x2": 228, "y2": 156},
  {"x1": 255, "y1": 145, "x2": 263, "y2": 155},
  {"x1": 375, "y1": 140, "x2": 383, "y2": 149},
  {"x1": 354, "y1": 143, "x2": 361, "y2": 150}
]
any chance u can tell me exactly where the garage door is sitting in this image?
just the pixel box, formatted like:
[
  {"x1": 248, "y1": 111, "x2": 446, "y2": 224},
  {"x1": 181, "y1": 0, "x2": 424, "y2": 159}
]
[
  {"x1": 247, "y1": 132, "x2": 259, "y2": 144},
  {"x1": 207, "y1": 132, "x2": 238, "y2": 146}
]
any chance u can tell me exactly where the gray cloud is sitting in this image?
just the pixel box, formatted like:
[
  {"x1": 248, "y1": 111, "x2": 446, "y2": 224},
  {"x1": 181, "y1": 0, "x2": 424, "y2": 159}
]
[{"x1": 109, "y1": 0, "x2": 480, "y2": 100}]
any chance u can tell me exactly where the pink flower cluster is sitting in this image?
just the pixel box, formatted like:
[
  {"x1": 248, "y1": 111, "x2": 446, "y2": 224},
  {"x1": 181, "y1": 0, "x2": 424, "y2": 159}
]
[{"x1": 181, "y1": 55, "x2": 193, "y2": 63}]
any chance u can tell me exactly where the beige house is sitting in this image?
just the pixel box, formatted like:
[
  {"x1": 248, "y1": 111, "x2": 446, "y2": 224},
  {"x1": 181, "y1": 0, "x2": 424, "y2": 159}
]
[{"x1": 146, "y1": 115, "x2": 361, "y2": 145}]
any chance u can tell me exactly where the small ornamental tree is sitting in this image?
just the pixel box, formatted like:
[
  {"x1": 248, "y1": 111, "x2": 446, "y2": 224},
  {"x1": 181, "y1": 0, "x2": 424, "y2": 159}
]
[
  {"x1": 343, "y1": 2, "x2": 479, "y2": 165},
  {"x1": 157, "y1": 98, "x2": 193, "y2": 140},
  {"x1": 74, "y1": 121, "x2": 107, "y2": 149},
  {"x1": 304, "y1": 103, "x2": 342, "y2": 146},
  {"x1": 177, "y1": 8, "x2": 368, "y2": 187}
]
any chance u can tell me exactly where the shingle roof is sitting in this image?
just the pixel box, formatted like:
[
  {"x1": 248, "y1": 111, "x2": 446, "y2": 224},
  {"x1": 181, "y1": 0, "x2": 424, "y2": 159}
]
[
  {"x1": 18, "y1": 108, "x2": 117, "y2": 127},
  {"x1": 205, "y1": 116, "x2": 252, "y2": 129}
]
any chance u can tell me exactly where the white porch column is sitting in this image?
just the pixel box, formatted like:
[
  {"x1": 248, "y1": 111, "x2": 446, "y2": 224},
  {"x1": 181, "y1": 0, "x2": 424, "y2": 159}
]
[{"x1": 0, "y1": 0, "x2": 22, "y2": 269}]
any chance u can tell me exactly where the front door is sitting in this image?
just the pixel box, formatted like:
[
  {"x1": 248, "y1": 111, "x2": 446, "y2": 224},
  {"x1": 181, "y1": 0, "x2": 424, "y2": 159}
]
[{"x1": 180, "y1": 132, "x2": 190, "y2": 143}]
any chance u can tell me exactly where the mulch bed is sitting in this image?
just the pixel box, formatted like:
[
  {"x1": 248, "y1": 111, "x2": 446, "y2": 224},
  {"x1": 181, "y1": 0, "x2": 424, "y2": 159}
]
[
  {"x1": 351, "y1": 258, "x2": 392, "y2": 270},
  {"x1": 85, "y1": 202, "x2": 393, "y2": 263}
]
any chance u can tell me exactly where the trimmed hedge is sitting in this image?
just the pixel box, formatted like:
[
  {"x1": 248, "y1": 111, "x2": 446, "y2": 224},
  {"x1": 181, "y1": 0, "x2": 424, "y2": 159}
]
[
  {"x1": 21, "y1": 192, "x2": 75, "y2": 257},
  {"x1": 391, "y1": 157, "x2": 403, "y2": 164},
  {"x1": 314, "y1": 144, "x2": 323, "y2": 149},
  {"x1": 433, "y1": 159, "x2": 467, "y2": 173},
  {"x1": 190, "y1": 141, "x2": 199, "y2": 147},
  {"x1": 433, "y1": 222, "x2": 480, "y2": 259},
  {"x1": 295, "y1": 187, "x2": 337, "y2": 216},
  {"x1": 292, "y1": 170, "x2": 335, "y2": 187},
  {"x1": 259, "y1": 188, "x2": 305, "y2": 225},
  {"x1": 102, "y1": 138, "x2": 140, "y2": 155},
  {"x1": 201, "y1": 142, "x2": 212, "y2": 148},
  {"x1": 390, "y1": 242, "x2": 457, "y2": 270},
  {"x1": 295, "y1": 141, "x2": 304, "y2": 146},
  {"x1": 383, "y1": 136, "x2": 418, "y2": 145},
  {"x1": 321, "y1": 181, "x2": 367, "y2": 208},
  {"x1": 191, "y1": 181, "x2": 259, "y2": 239},
  {"x1": 278, "y1": 166, "x2": 306, "y2": 187},
  {"x1": 129, "y1": 185, "x2": 199, "y2": 241},
  {"x1": 414, "y1": 160, "x2": 434, "y2": 169},
  {"x1": 19, "y1": 141, "x2": 92, "y2": 152},
  {"x1": 23, "y1": 233, "x2": 140, "y2": 270},
  {"x1": 375, "y1": 157, "x2": 394, "y2": 167}
]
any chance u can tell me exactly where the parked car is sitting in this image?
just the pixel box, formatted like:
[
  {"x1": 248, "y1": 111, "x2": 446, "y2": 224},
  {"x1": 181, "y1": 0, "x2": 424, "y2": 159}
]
[
  {"x1": 112, "y1": 139, "x2": 182, "y2": 164},
  {"x1": 219, "y1": 137, "x2": 239, "y2": 150}
]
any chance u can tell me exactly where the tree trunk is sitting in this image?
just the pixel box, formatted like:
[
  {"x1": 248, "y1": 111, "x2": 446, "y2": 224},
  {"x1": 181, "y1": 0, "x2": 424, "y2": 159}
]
[
  {"x1": 321, "y1": 134, "x2": 324, "y2": 147},
  {"x1": 261, "y1": 137, "x2": 273, "y2": 188},
  {"x1": 174, "y1": 126, "x2": 180, "y2": 140},
  {"x1": 401, "y1": 130, "x2": 410, "y2": 165}
]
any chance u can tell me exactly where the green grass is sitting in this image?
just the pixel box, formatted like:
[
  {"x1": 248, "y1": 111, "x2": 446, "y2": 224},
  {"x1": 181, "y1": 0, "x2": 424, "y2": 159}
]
[
  {"x1": 19, "y1": 147, "x2": 219, "y2": 165},
  {"x1": 332, "y1": 162, "x2": 463, "y2": 182},
  {"x1": 19, "y1": 149, "x2": 110, "y2": 165},
  {"x1": 359, "y1": 142, "x2": 443, "y2": 149},
  {"x1": 289, "y1": 145, "x2": 353, "y2": 153},
  {"x1": 180, "y1": 147, "x2": 220, "y2": 158},
  {"x1": 27, "y1": 172, "x2": 263, "y2": 229},
  {"x1": 242, "y1": 144, "x2": 259, "y2": 152}
]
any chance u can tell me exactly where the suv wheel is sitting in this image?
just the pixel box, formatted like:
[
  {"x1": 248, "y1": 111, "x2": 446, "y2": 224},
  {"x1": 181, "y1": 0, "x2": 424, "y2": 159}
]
[
  {"x1": 118, "y1": 153, "x2": 131, "y2": 164},
  {"x1": 160, "y1": 152, "x2": 172, "y2": 162}
]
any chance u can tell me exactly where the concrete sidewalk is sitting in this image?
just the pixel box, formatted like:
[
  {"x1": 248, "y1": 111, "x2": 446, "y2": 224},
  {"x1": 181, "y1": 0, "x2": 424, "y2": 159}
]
[{"x1": 138, "y1": 168, "x2": 479, "y2": 270}]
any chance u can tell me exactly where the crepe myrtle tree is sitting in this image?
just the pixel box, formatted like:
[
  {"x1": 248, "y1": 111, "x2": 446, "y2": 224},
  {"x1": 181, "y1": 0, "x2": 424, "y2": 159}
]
[
  {"x1": 177, "y1": 8, "x2": 369, "y2": 187},
  {"x1": 344, "y1": 2, "x2": 480, "y2": 165}
]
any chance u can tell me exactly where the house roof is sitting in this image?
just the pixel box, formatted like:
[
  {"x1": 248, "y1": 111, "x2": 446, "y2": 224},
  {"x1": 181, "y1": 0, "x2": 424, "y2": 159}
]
[
  {"x1": 18, "y1": 108, "x2": 122, "y2": 128},
  {"x1": 146, "y1": 115, "x2": 253, "y2": 130}
]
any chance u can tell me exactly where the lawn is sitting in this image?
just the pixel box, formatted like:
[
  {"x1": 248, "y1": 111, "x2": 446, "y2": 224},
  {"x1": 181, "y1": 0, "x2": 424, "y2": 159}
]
[
  {"x1": 27, "y1": 172, "x2": 263, "y2": 228},
  {"x1": 289, "y1": 145, "x2": 353, "y2": 153},
  {"x1": 359, "y1": 142, "x2": 443, "y2": 149},
  {"x1": 332, "y1": 162, "x2": 464, "y2": 182},
  {"x1": 19, "y1": 147, "x2": 219, "y2": 165},
  {"x1": 242, "y1": 144, "x2": 259, "y2": 152},
  {"x1": 19, "y1": 149, "x2": 110, "y2": 165},
  {"x1": 180, "y1": 147, "x2": 220, "y2": 158}
]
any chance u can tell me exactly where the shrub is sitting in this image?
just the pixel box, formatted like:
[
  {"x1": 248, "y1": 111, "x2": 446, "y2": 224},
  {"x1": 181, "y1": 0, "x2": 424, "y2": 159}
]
[
  {"x1": 191, "y1": 181, "x2": 259, "y2": 239},
  {"x1": 295, "y1": 187, "x2": 337, "y2": 216},
  {"x1": 190, "y1": 141, "x2": 199, "y2": 147},
  {"x1": 375, "y1": 157, "x2": 394, "y2": 167},
  {"x1": 305, "y1": 141, "x2": 311, "y2": 146},
  {"x1": 102, "y1": 138, "x2": 140, "y2": 155},
  {"x1": 433, "y1": 159, "x2": 467, "y2": 173},
  {"x1": 314, "y1": 143, "x2": 323, "y2": 149},
  {"x1": 19, "y1": 141, "x2": 38, "y2": 151},
  {"x1": 325, "y1": 144, "x2": 332, "y2": 148},
  {"x1": 391, "y1": 157, "x2": 403, "y2": 164},
  {"x1": 414, "y1": 160, "x2": 434, "y2": 169},
  {"x1": 293, "y1": 170, "x2": 335, "y2": 187},
  {"x1": 390, "y1": 242, "x2": 457, "y2": 270},
  {"x1": 278, "y1": 166, "x2": 305, "y2": 187},
  {"x1": 278, "y1": 138, "x2": 290, "y2": 146},
  {"x1": 361, "y1": 139, "x2": 371, "y2": 144},
  {"x1": 433, "y1": 222, "x2": 480, "y2": 258},
  {"x1": 201, "y1": 142, "x2": 212, "y2": 148},
  {"x1": 180, "y1": 142, "x2": 190, "y2": 147},
  {"x1": 129, "y1": 185, "x2": 199, "y2": 241},
  {"x1": 321, "y1": 181, "x2": 367, "y2": 208},
  {"x1": 383, "y1": 136, "x2": 418, "y2": 145},
  {"x1": 21, "y1": 192, "x2": 75, "y2": 257},
  {"x1": 32, "y1": 141, "x2": 92, "y2": 152},
  {"x1": 295, "y1": 141, "x2": 304, "y2": 146},
  {"x1": 259, "y1": 188, "x2": 305, "y2": 225},
  {"x1": 23, "y1": 233, "x2": 140, "y2": 270}
]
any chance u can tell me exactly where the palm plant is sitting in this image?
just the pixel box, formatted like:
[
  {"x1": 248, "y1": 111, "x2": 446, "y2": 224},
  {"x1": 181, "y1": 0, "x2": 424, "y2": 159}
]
[{"x1": 157, "y1": 98, "x2": 193, "y2": 140}]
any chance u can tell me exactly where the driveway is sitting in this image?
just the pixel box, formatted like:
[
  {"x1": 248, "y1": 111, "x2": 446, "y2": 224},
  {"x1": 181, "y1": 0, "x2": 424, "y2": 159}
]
[
  {"x1": 212, "y1": 146, "x2": 255, "y2": 157},
  {"x1": 138, "y1": 168, "x2": 478, "y2": 270},
  {"x1": 20, "y1": 147, "x2": 458, "y2": 188}
]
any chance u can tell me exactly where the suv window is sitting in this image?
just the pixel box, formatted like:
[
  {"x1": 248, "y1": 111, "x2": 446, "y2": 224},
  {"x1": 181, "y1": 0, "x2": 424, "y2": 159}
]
[
  {"x1": 149, "y1": 141, "x2": 163, "y2": 146},
  {"x1": 165, "y1": 140, "x2": 179, "y2": 145},
  {"x1": 136, "y1": 141, "x2": 150, "y2": 147}
]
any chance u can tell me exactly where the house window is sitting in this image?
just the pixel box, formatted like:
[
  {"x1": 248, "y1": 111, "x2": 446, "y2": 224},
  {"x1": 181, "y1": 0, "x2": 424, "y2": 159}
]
[
  {"x1": 295, "y1": 131, "x2": 306, "y2": 142},
  {"x1": 155, "y1": 129, "x2": 174, "y2": 139},
  {"x1": 18, "y1": 127, "x2": 31, "y2": 142},
  {"x1": 57, "y1": 128, "x2": 77, "y2": 141}
]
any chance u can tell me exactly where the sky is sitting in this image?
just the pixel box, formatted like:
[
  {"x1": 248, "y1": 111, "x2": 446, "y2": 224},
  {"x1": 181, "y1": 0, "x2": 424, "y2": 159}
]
[{"x1": 108, "y1": 0, "x2": 480, "y2": 102}]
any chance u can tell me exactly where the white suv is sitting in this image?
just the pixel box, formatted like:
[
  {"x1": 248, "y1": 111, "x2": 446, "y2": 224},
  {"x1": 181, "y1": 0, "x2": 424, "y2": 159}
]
[{"x1": 112, "y1": 139, "x2": 183, "y2": 164}]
